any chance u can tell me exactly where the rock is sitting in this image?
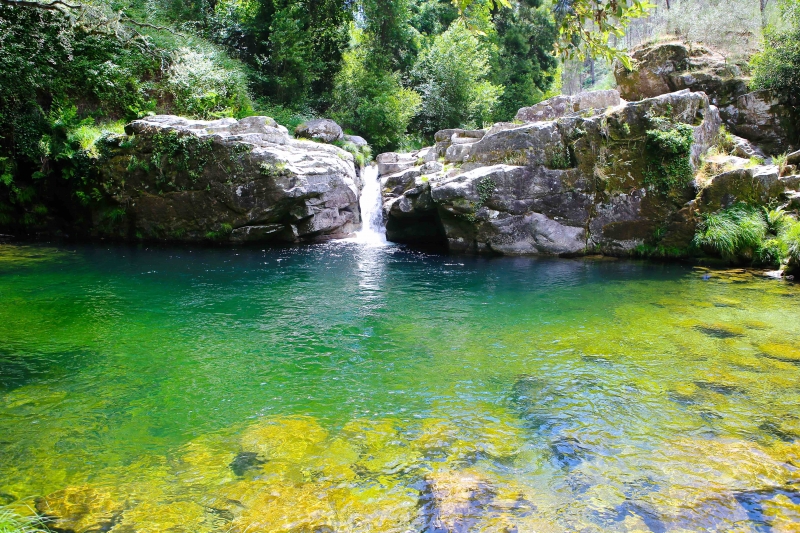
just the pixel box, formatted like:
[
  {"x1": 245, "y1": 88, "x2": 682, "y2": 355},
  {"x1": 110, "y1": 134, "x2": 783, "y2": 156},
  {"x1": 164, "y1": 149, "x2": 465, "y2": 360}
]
[
  {"x1": 515, "y1": 90, "x2": 621, "y2": 123},
  {"x1": 731, "y1": 135, "x2": 767, "y2": 160},
  {"x1": 788, "y1": 150, "x2": 800, "y2": 166},
  {"x1": 36, "y1": 485, "x2": 123, "y2": 533},
  {"x1": 380, "y1": 90, "x2": 720, "y2": 256},
  {"x1": 722, "y1": 90, "x2": 797, "y2": 155},
  {"x1": 377, "y1": 152, "x2": 419, "y2": 175},
  {"x1": 423, "y1": 470, "x2": 495, "y2": 532},
  {"x1": 698, "y1": 165, "x2": 784, "y2": 212},
  {"x1": 96, "y1": 115, "x2": 361, "y2": 243},
  {"x1": 293, "y1": 118, "x2": 343, "y2": 143},
  {"x1": 614, "y1": 41, "x2": 798, "y2": 154},
  {"x1": 615, "y1": 42, "x2": 741, "y2": 103},
  {"x1": 343, "y1": 134, "x2": 368, "y2": 147}
]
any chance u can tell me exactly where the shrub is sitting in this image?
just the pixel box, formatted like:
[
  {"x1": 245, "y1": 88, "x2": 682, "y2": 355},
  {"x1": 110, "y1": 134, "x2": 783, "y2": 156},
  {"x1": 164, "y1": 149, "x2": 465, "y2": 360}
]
[
  {"x1": 644, "y1": 123, "x2": 695, "y2": 196},
  {"x1": 331, "y1": 39, "x2": 421, "y2": 152},
  {"x1": 751, "y1": 0, "x2": 800, "y2": 101},
  {"x1": 694, "y1": 203, "x2": 767, "y2": 260},
  {"x1": 411, "y1": 23, "x2": 503, "y2": 134},
  {"x1": 0, "y1": 507, "x2": 46, "y2": 533}
]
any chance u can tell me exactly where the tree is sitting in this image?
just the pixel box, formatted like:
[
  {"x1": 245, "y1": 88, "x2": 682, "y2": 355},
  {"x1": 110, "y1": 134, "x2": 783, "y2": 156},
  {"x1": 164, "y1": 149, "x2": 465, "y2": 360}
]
[
  {"x1": 411, "y1": 23, "x2": 503, "y2": 133},
  {"x1": 751, "y1": 0, "x2": 800, "y2": 103},
  {"x1": 453, "y1": 0, "x2": 654, "y2": 67},
  {"x1": 490, "y1": 0, "x2": 558, "y2": 120},
  {"x1": 331, "y1": 35, "x2": 421, "y2": 151}
]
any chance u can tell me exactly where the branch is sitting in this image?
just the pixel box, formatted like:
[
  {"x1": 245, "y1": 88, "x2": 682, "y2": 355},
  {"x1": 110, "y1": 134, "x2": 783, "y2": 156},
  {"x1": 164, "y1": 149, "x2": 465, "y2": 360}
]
[
  {"x1": 121, "y1": 15, "x2": 187, "y2": 37},
  {"x1": 0, "y1": 0, "x2": 81, "y2": 10}
]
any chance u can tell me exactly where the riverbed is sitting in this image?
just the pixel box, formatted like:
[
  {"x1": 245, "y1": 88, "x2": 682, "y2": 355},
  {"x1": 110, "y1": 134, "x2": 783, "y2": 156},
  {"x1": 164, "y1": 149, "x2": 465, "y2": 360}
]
[{"x1": 1, "y1": 242, "x2": 799, "y2": 531}]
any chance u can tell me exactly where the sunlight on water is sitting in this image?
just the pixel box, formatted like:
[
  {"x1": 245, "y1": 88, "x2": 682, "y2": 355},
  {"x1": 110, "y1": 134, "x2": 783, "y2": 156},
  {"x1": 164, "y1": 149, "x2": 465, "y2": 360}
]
[{"x1": 1, "y1": 243, "x2": 799, "y2": 532}]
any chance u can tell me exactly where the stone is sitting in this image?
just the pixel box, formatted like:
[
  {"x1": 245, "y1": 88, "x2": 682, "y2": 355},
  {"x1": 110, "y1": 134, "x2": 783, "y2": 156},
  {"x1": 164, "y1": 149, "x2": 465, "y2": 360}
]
[
  {"x1": 36, "y1": 485, "x2": 123, "y2": 533},
  {"x1": 423, "y1": 470, "x2": 495, "y2": 532},
  {"x1": 698, "y1": 165, "x2": 784, "y2": 212},
  {"x1": 515, "y1": 90, "x2": 621, "y2": 123},
  {"x1": 614, "y1": 41, "x2": 798, "y2": 154},
  {"x1": 377, "y1": 152, "x2": 419, "y2": 176},
  {"x1": 731, "y1": 135, "x2": 767, "y2": 160},
  {"x1": 96, "y1": 115, "x2": 360, "y2": 243},
  {"x1": 722, "y1": 90, "x2": 797, "y2": 155},
  {"x1": 788, "y1": 150, "x2": 800, "y2": 166},
  {"x1": 293, "y1": 118, "x2": 343, "y2": 143},
  {"x1": 343, "y1": 134, "x2": 368, "y2": 147},
  {"x1": 380, "y1": 89, "x2": 721, "y2": 256}
]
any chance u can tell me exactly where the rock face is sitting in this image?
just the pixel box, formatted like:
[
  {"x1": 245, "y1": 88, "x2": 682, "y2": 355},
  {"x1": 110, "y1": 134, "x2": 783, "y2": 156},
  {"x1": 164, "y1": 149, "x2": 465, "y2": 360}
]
[
  {"x1": 380, "y1": 90, "x2": 722, "y2": 256},
  {"x1": 294, "y1": 118, "x2": 344, "y2": 143},
  {"x1": 615, "y1": 41, "x2": 798, "y2": 154},
  {"x1": 515, "y1": 89, "x2": 621, "y2": 123},
  {"x1": 96, "y1": 115, "x2": 361, "y2": 243}
]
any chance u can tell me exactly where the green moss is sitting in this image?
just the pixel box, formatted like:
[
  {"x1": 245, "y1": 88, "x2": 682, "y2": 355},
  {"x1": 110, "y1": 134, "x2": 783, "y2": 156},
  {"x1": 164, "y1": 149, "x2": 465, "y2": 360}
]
[
  {"x1": 644, "y1": 123, "x2": 694, "y2": 196},
  {"x1": 149, "y1": 131, "x2": 214, "y2": 186}
]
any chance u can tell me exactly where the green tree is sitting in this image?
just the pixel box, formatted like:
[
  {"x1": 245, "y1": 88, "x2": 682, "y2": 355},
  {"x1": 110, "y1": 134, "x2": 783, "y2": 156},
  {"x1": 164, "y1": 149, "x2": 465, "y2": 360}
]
[
  {"x1": 751, "y1": 0, "x2": 800, "y2": 103},
  {"x1": 411, "y1": 23, "x2": 503, "y2": 134},
  {"x1": 331, "y1": 32, "x2": 422, "y2": 151},
  {"x1": 490, "y1": 0, "x2": 557, "y2": 121},
  {"x1": 215, "y1": 0, "x2": 351, "y2": 107}
]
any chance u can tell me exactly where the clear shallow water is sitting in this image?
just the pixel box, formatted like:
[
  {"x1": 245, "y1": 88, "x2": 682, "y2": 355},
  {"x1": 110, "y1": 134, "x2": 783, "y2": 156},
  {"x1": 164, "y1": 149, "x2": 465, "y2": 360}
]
[{"x1": 1, "y1": 242, "x2": 799, "y2": 532}]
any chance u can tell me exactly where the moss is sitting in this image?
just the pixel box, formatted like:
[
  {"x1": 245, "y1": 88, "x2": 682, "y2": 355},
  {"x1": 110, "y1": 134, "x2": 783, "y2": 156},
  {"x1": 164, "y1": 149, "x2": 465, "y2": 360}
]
[
  {"x1": 643, "y1": 123, "x2": 694, "y2": 196},
  {"x1": 759, "y1": 343, "x2": 800, "y2": 362}
]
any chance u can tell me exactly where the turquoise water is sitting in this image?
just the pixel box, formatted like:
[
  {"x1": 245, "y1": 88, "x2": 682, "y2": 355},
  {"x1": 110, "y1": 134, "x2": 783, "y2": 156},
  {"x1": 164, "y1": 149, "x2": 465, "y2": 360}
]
[{"x1": 1, "y1": 242, "x2": 799, "y2": 532}]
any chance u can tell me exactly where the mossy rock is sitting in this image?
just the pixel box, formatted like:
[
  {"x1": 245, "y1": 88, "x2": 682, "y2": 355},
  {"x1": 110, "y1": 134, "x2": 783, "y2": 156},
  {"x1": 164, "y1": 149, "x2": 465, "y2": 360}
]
[{"x1": 759, "y1": 343, "x2": 800, "y2": 362}]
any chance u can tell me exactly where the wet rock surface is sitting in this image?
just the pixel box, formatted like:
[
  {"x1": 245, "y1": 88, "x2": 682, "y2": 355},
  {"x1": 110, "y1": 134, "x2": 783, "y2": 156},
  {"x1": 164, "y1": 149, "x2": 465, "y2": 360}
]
[{"x1": 95, "y1": 115, "x2": 361, "y2": 243}]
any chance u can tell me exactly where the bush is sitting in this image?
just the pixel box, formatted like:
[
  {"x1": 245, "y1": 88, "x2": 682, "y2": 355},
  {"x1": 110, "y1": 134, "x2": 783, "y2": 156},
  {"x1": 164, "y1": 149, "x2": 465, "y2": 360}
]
[
  {"x1": 644, "y1": 123, "x2": 695, "y2": 196},
  {"x1": 331, "y1": 40, "x2": 421, "y2": 152},
  {"x1": 751, "y1": 0, "x2": 800, "y2": 101},
  {"x1": 411, "y1": 23, "x2": 503, "y2": 134},
  {"x1": 694, "y1": 203, "x2": 768, "y2": 260}
]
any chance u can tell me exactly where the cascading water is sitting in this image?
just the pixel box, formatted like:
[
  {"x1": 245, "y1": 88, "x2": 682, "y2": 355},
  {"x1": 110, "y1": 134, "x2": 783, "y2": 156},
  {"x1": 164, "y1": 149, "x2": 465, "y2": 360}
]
[{"x1": 352, "y1": 165, "x2": 387, "y2": 245}]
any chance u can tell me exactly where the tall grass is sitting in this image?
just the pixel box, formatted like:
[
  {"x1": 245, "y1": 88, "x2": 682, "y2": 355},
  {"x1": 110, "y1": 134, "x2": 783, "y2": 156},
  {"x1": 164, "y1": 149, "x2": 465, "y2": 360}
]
[
  {"x1": 0, "y1": 508, "x2": 45, "y2": 533},
  {"x1": 694, "y1": 204, "x2": 767, "y2": 259}
]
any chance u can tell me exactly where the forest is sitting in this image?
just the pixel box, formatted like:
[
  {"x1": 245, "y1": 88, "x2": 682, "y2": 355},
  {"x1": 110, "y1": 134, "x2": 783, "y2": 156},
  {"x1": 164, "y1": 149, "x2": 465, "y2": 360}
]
[{"x1": 0, "y1": 0, "x2": 797, "y2": 236}]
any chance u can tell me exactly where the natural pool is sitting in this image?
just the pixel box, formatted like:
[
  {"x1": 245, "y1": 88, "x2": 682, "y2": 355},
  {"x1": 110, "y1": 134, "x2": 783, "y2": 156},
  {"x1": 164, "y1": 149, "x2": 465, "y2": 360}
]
[{"x1": 1, "y1": 242, "x2": 799, "y2": 532}]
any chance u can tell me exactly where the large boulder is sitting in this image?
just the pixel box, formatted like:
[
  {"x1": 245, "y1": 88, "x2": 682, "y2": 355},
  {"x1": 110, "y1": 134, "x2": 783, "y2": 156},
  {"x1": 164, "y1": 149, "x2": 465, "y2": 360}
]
[
  {"x1": 515, "y1": 89, "x2": 621, "y2": 123},
  {"x1": 379, "y1": 90, "x2": 722, "y2": 256},
  {"x1": 96, "y1": 115, "x2": 361, "y2": 243},
  {"x1": 615, "y1": 41, "x2": 798, "y2": 154},
  {"x1": 294, "y1": 118, "x2": 344, "y2": 143}
]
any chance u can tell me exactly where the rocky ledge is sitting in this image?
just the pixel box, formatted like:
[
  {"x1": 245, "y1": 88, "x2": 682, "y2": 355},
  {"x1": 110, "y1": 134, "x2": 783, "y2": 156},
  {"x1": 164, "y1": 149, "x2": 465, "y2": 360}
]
[
  {"x1": 377, "y1": 87, "x2": 800, "y2": 256},
  {"x1": 96, "y1": 115, "x2": 362, "y2": 243}
]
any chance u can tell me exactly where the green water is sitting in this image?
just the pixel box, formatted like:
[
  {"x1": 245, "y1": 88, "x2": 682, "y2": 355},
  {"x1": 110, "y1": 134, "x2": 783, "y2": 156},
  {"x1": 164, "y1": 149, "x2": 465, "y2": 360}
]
[{"x1": 1, "y1": 242, "x2": 800, "y2": 532}]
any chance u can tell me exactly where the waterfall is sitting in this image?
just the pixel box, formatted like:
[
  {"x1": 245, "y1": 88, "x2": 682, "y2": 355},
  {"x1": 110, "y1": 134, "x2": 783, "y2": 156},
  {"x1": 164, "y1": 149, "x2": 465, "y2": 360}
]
[{"x1": 352, "y1": 165, "x2": 387, "y2": 245}]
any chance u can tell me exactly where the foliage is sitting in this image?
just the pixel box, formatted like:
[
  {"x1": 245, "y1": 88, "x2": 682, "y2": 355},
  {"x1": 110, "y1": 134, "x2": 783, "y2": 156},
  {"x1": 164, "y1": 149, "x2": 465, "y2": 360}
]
[
  {"x1": 489, "y1": 0, "x2": 558, "y2": 121},
  {"x1": 411, "y1": 23, "x2": 503, "y2": 134},
  {"x1": 333, "y1": 140, "x2": 374, "y2": 167},
  {"x1": 694, "y1": 204, "x2": 768, "y2": 260},
  {"x1": 213, "y1": 0, "x2": 351, "y2": 107},
  {"x1": 331, "y1": 35, "x2": 421, "y2": 152},
  {"x1": 751, "y1": 0, "x2": 800, "y2": 101},
  {"x1": 644, "y1": 123, "x2": 695, "y2": 196},
  {"x1": 555, "y1": 0, "x2": 654, "y2": 69},
  {"x1": 0, "y1": 507, "x2": 46, "y2": 533}
]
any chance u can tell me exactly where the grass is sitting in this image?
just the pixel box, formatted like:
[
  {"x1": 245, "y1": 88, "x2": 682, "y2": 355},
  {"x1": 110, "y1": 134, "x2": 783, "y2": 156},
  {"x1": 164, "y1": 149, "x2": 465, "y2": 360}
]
[
  {"x1": 694, "y1": 204, "x2": 767, "y2": 260},
  {"x1": 0, "y1": 507, "x2": 46, "y2": 533}
]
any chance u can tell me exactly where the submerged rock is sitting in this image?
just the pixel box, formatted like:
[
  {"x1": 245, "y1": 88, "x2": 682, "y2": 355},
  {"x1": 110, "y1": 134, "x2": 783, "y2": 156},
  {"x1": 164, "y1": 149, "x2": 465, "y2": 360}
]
[
  {"x1": 36, "y1": 485, "x2": 123, "y2": 533},
  {"x1": 96, "y1": 115, "x2": 361, "y2": 243},
  {"x1": 422, "y1": 470, "x2": 496, "y2": 532}
]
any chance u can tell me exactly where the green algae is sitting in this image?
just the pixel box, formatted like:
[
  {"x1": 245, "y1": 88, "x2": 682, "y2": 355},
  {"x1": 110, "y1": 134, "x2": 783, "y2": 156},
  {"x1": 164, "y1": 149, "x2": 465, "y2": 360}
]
[{"x1": 1, "y1": 244, "x2": 800, "y2": 531}]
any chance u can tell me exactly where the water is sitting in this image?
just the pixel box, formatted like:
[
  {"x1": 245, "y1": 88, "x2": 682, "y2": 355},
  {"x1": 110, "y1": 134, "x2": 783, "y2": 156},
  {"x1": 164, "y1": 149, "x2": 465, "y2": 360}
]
[
  {"x1": 1, "y1": 243, "x2": 799, "y2": 532},
  {"x1": 349, "y1": 165, "x2": 387, "y2": 246}
]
